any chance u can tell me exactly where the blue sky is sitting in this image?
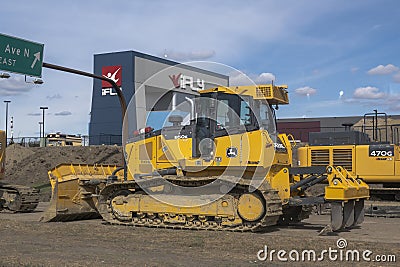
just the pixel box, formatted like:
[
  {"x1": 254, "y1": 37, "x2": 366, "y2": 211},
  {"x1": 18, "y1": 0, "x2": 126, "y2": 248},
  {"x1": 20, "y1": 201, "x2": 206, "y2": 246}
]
[{"x1": 1, "y1": 0, "x2": 400, "y2": 137}]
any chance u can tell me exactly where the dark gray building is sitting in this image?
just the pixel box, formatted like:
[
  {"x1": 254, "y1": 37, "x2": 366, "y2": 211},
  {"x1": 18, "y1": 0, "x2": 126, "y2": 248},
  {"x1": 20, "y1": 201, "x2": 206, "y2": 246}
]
[
  {"x1": 277, "y1": 114, "x2": 400, "y2": 143},
  {"x1": 89, "y1": 51, "x2": 229, "y2": 145}
]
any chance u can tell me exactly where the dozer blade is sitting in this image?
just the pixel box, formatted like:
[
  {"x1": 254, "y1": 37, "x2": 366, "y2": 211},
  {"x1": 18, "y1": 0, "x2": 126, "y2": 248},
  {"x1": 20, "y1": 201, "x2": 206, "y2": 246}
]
[
  {"x1": 40, "y1": 164, "x2": 122, "y2": 222},
  {"x1": 321, "y1": 200, "x2": 365, "y2": 235},
  {"x1": 353, "y1": 199, "x2": 365, "y2": 226},
  {"x1": 330, "y1": 202, "x2": 344, "y2": 231},
  {"x1": 320, "y1": 166, "x2": 370, "y2": 234},
  {"x1": 40, "y1": 176, "x2": 101, "y2": 222},
  {"x1": 343, "y1": 200, "x2": 355, "y2": 228}
]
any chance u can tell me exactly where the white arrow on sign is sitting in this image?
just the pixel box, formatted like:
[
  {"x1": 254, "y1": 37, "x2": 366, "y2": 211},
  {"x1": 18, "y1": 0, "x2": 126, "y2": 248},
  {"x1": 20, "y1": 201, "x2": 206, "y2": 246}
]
[{"x1": 31, "y1": 52, "x2": 41, "y2": 69}]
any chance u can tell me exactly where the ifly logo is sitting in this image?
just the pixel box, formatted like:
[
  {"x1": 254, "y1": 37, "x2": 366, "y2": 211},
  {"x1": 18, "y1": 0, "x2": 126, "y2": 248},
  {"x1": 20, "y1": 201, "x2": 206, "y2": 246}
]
[
  {"x1": 169, "y1": 73, "x2": 182, "y2": 88},
  {"x1": 101, "y1": 65, "x2": 122, "y2": 96},
  {"x1": 169, "y1": 73, "x2": 205, "y2": 92}
]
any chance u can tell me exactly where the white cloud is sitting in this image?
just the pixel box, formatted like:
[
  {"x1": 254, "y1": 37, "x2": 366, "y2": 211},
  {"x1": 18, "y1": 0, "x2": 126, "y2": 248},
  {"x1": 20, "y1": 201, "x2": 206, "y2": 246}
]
[
  {"x1": 294, "y1": 86, "x2": 317, "y2": 96},
  {"x1": 161, "y1": 50, "x2": 216, "y2": 61},
  {"x1": 371, "y1": 24, "x2": 382, "y2": 31},
  {"x1": 229, "y1": 73, "x2": 253, "y2": 86},
  {"x1": 0, "y1": 1, "x2": 396, "y2": 135},
  {"x1": 341, "y1": 89, "x2": 400, "y2": 112},
  {"x1": 27, "y1": 112, "x2": 41, "y2": 116},
  {"x1": 353, "y1": 86, "x2": 385, "y2": 99},
  {"x1": 385, "y1": 94, "x2": 400, "y2": 111},
  {"x1": 367, "y1": 64, "x2": 399, "y2": 75},
  {"x1": 54, "y1": 111, "x2": 72, "y2": 116},
  {"x1": 230, "y1": 72, "x2": 276, "y2": 86},
  {"x1": 0, "y1": 76, "x2": 34, "y2": 96},
  {"x1": 254, "y1": 73, "x2": 276, "y2": 83},
  {"x1": 46, "y1": 93, "x2": 62, "y2": 100},
  {"x1": 392, "y1": 72, "x2": 400, "y2": 83},
  {"x1": 350, "y1": 67, "x2": 359, "y2": 73}
]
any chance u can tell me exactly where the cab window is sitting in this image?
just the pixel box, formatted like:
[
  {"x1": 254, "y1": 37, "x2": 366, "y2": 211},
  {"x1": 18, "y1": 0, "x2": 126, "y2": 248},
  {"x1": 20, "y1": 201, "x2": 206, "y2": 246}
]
[{"x1": 240, "y1": 98, "x2": 251, "y2": 125}]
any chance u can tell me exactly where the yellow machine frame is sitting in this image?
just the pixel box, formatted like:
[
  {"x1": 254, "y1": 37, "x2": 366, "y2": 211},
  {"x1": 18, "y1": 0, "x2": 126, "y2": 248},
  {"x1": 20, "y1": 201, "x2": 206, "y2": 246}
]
[
  {"x1": 42, "y1": 84, "x2": 369, "y2": 233},
  {"x1": 298, "y1": 144, "x2": 400, "y2": 183}
]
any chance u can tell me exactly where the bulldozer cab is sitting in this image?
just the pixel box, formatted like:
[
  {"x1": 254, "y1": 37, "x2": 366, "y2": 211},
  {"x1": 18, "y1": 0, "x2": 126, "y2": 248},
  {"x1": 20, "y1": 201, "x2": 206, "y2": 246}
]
[
  {"x1": 162, "y1": 85, "x2": 289, "y2": 161},
  {"x1": 192, "y1": 91, "x2": 263, "y2": 159},
  {"x1": 124, "y1": 84, "x2": 291, "y2": 178}
]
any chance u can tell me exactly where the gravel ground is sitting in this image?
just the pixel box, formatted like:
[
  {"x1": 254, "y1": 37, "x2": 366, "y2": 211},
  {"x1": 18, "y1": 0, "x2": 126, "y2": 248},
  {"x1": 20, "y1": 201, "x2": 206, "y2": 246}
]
[
  {"x1": 1, "y1": 145, "x2": 399, "y2": 266},
  {"x1": 0, "y1": 203, "x2": 398, "y2": 267}
]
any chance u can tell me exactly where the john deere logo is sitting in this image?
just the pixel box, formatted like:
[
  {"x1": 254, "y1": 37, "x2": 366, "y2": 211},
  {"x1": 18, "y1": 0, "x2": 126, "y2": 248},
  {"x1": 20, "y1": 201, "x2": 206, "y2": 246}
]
[{"x1": 226, "y1": 147, "x2": 238, "y2": 158}]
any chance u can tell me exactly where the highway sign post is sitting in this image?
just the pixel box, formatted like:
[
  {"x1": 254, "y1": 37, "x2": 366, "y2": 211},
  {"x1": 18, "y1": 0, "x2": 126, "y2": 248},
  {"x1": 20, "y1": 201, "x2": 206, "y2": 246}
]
[{"x1": 0, "y1": 33, "x2": 44, "y2": 77}]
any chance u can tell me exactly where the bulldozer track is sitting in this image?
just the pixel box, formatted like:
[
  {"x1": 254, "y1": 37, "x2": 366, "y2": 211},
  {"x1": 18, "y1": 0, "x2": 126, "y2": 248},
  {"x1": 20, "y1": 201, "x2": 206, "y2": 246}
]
[
  {"x1": 97, "y1": 176, "x2": 283, "y2": 232},
  {"x1": 0, "y1": 184, "x2": 40, "y2": 212},
  {"x1": 365, "y1": 200, "x2": 400, "y2": 218}
]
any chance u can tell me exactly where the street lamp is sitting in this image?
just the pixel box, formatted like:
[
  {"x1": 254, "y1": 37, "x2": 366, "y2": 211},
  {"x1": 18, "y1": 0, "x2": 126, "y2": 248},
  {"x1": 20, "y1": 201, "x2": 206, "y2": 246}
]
[
  {"x1": 40, "y1": 106, "x2": 48, "y2": 140},
  {"x1": 0, "y1": 72, "x2": 11, "y2": 79},
  {"x1": 4, "y1": 100, "x2": 11, "y2": 146},
  {"x1": 39, "y1": 121, "x2": 43, "y2": 139},
  {"x1": 33, "y1": 78, "x2": 44, "y2": 84},
  {"x1": 10, "y1": 116, "x2": 14, "y2": 144},
  {"x1": 24, "y1": 76, "x2": 44, "y2": 85}
]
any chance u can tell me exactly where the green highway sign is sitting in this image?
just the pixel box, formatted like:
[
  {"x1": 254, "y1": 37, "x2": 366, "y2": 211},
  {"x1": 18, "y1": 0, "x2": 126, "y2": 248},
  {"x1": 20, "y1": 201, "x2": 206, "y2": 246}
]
[{"x1": 0, "y1": 33, "x2": 44, "y2": 77}]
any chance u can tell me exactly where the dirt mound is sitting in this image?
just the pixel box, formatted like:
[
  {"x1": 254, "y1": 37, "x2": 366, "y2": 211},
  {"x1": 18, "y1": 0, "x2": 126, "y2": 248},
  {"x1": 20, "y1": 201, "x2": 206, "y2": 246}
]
[
  {"x1": 4, "y1": 144, "x2": 35, "y2": 166},
  {"x1": 4, "y1": 145, "x2": 123, "y2": 201}
]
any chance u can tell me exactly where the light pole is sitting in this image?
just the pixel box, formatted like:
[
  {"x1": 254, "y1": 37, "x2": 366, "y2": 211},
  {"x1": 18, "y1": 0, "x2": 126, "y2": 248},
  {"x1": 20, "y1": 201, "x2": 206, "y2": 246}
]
[
  {"x1": 40, "y1": 106, "x2": 48, "y2": 146},
  {"x1": 10, "y1": 116, "x2": 14, "y2": 144},
  {"x1": 39, "y1": 121, "x2": 43, "y2": 140},
  {"x1": 4, "y1": 100, "x2": 11, "y2": 146}
]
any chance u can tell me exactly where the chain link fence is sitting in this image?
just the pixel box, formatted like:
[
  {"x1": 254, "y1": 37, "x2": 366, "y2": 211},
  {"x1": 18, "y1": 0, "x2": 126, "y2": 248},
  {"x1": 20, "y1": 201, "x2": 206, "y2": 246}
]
[{"x1": 5, "y1": 134, "x2": 122, "y2": 147}]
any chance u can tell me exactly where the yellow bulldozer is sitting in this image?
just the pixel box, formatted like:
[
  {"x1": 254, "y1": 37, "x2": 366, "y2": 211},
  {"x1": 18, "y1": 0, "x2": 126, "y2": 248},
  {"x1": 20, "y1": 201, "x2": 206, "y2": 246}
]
[
  {"x1": 0, "y1": 130, "x2": 40, "y2": 212},
  {"x1": 41, "y1": 84, "x2": 369, "y2": 233}
]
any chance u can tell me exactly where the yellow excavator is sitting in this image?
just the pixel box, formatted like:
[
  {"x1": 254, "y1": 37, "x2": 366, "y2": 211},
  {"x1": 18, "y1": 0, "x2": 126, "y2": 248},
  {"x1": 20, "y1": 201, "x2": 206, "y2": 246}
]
[
  {"x1": 42, "y1": 84, "x2": 369, "y2": 232},
  {"x1": 0, "y1": 130, "x2": 39, "y2": 212},
  {"x1": 297, "y1": 119, "x2": 400, "y2": 217}
]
